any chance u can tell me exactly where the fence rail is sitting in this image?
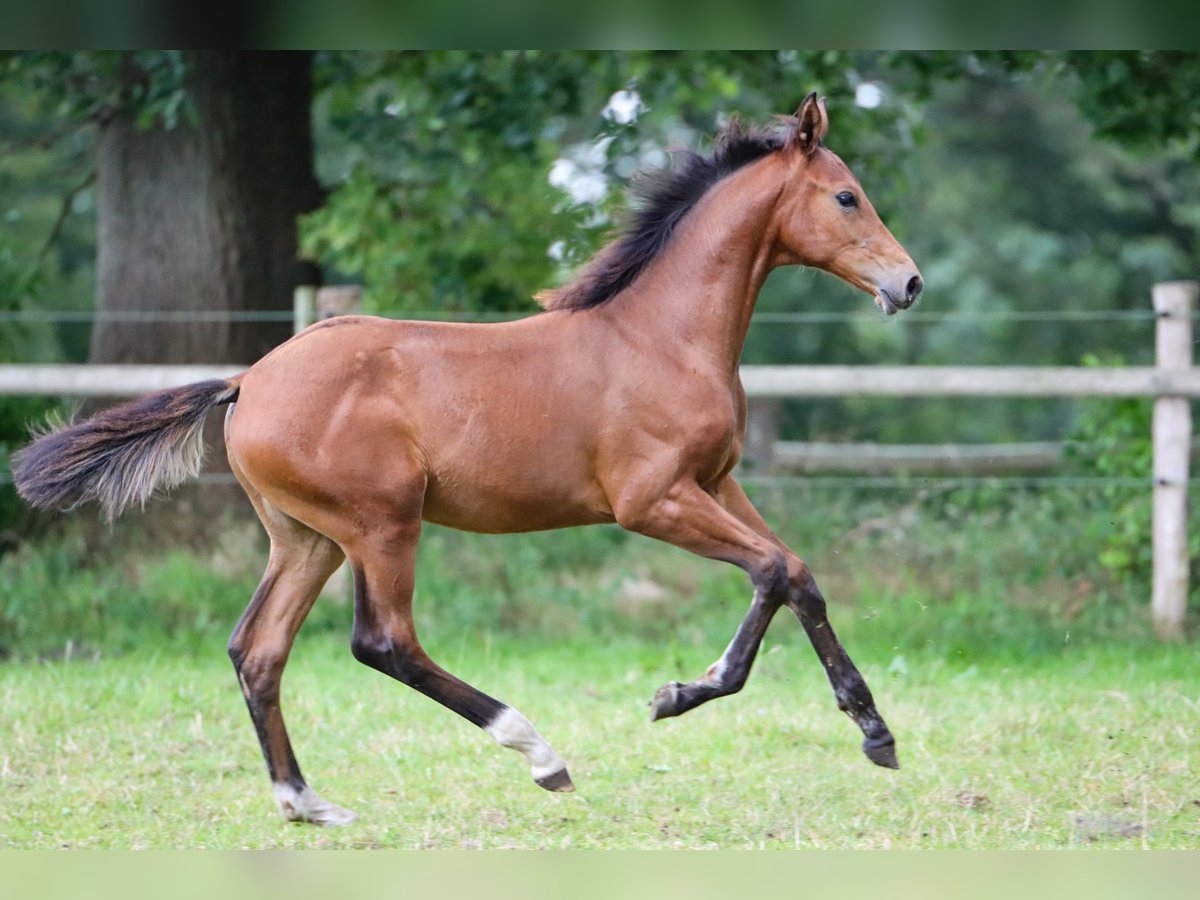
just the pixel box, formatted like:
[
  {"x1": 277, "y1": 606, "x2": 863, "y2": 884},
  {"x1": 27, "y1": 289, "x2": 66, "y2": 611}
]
[
  {"x1": 3, "y1": 362, "x2": 1199, "y2": 400},
  {"x1": 772, "y1": 440, "x2": 1064, "y2": 475},
  {"x1": 0, "y1": 281, "x2": 1195, "y2": 639},
  {"x1": 741, "y1": 365, "x2": 1200, "y2": 398},
  {"x1": 0, "y1": 364, "x2": 241, "y2": 396}
]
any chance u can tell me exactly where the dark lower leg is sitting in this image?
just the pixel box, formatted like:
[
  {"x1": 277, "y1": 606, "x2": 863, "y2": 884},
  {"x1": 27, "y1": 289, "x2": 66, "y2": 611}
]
[
  {"x1": 232, "y1": 665, "x2": 354, "y2": 822},
  {"x1": 351, "y1": 632, "x2": 575, "y2": 791},
  {"x1": 228, "y1": 535, "x2": 353, "y2": 824},
  {"x1": 650, "y1": 589, "x2": 783, "y2": 720},
  {"x1": 350, "y1": 630, "x2": 504, "y2": 728},
  {"x1": 229, "y1": 571, "x2": 304, "y2": 787},
  {"x1": 787, "y1": 578, "x2": 897, "y2": 769},
  {"x1": 619, "y1": 480, "x2": 794, "y2": 721},
  {"x1": 350, "y1": 560, "x2": 574, "y2": 792},
  {"x1": 232, "y1": 651, "x2": 305, "y2": 792}
]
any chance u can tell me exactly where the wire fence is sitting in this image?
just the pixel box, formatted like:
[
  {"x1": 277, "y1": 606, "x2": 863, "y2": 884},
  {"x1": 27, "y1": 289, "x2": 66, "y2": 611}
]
[
  {"x1": 0, "y1": 306, "x2": 1176, "y2": 325},
  {"x1": 739, "y1": 475, "x2": 1155, "y2": 490},
  {"x1": 0, "y1": 310, "x2": 297, "y2": 323},
  {"x1": 0, "y1": 473, "x2": 1163, "y2": 491}
]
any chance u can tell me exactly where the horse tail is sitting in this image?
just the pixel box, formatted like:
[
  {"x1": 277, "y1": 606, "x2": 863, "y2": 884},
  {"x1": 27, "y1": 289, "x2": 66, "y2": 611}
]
[{"x1": 11, "y1": 376, "x2": 243, "y2": 522}]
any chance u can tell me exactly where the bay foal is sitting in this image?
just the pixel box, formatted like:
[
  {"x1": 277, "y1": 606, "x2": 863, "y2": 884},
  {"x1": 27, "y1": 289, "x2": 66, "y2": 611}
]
[{"x1": 14, "y1": 95, "x2": 922, "y2": 824}]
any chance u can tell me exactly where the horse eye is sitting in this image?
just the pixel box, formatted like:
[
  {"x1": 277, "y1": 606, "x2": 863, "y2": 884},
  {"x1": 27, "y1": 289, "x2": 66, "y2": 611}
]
[{"x1": 836, "y1": 191, "x2": 858, "y2": 209}]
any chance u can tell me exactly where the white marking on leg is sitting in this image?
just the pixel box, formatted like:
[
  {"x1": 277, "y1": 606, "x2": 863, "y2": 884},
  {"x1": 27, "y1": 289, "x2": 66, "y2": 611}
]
[
  {"x1": 703, "y1": 653, "x2": 728, "y2": 686},
  {"x1": 485, "y1": 706, "x2": 567, "y2": 781},
  {"x1": 703, "y1": 590, "x2": 763, "y2": 688},
  {"x1": 272, "y1": 782, "x2": 356, "y2": 826}
]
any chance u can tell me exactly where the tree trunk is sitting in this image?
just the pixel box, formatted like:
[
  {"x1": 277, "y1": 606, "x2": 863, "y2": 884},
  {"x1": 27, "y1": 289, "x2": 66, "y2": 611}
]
[
  {"x1": 88, "y1": 52, "x2": 321, "y2": 532},
  {"x1": 91, "y1": 51, "x2": 320, "y2": 366}
]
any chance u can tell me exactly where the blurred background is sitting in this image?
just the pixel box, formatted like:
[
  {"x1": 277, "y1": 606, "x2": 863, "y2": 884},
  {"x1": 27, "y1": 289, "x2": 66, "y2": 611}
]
[{"x1": 1, "y1": 51, "x2": 1198, "y2": 659}]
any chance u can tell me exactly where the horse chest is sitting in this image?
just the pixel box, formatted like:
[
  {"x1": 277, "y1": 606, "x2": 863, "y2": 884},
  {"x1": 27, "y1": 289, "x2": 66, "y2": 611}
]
[{"x1": 640, "y1": 395, "x2": 743, "y2": 480}]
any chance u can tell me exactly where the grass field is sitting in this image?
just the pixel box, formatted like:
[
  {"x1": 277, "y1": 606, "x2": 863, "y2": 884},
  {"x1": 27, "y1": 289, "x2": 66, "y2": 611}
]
[
  {"x1": 2, "y1": 629, "x2": 1197, "y2": 849},
  {"x1": 2, "y1": 486, "x2": 1197, "y2": 849}
]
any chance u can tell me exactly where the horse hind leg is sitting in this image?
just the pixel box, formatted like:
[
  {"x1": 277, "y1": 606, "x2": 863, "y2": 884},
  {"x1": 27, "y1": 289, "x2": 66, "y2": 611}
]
[
  {"x1": 228, "y1": 496, "x2": 355, "y2": 825},
  {"x1": 346, "y1": 521, "x2": 574, "y2": 793}
]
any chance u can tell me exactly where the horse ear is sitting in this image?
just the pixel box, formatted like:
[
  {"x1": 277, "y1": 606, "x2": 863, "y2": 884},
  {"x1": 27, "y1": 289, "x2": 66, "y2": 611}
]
[{"x1": 790, "y1": 92, "x2": 829, "y2": 156}]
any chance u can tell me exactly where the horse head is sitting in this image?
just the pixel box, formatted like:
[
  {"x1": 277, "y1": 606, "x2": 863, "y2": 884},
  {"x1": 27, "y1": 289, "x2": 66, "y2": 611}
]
[{"x1": 774, "y1": 93, "x2": 923, "y2": 315}]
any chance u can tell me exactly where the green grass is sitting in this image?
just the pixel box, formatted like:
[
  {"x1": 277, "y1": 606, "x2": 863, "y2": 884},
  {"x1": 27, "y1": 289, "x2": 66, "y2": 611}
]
[
  {"x1": 0, "y1": 482, "x2": 1174, "y2": 661},
  {"x1": 1, "y1": 485, "x2": 1196, "y2": 848},
  {"x1": 2, "y1": 629, "x2": 1197, "y2": 849}
]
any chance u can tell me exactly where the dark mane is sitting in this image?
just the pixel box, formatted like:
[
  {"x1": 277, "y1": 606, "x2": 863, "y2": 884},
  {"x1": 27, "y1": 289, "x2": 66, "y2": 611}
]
[{"x1": 536, "y1": 119, "x2": 789, "y2": 312}]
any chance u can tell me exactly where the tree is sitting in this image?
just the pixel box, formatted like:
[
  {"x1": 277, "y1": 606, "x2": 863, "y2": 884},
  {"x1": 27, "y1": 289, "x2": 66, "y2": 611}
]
[
  {"x1": 91, "y1": 51, "x2": 321, "y2": 366},
  {"x1": 4, "y1": 50, "x2": 1200, "y2": 437},
  {"x1": 301, "y1": 50, "x2": 909, "y2": 314},
  {"x1": 0, "y1": 52, "x2": 325, "y2": 529}
]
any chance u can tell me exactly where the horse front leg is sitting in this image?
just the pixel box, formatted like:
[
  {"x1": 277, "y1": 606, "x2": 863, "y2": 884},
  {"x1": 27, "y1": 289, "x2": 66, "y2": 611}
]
[
  {"x1": 614, "y1": 476, "x2": 791, "y2": 716},
  {"x1": 716, "y1": 476, "x2": 898, "y2": 769},
  {"x1": 624, "y1": 475, "x2": 897, "y2": 770},
  {"x1": 785, "y1": 569, "x2": 897, "y2": 768},
  {"x1": 649, "y1": 588, "x2": 782, "y2": 721}
]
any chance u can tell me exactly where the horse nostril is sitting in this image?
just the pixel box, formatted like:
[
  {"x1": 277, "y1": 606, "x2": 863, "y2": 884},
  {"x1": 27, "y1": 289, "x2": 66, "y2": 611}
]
[{"x1": 905, "y1": 275, "x2": 923, "y2": 301}]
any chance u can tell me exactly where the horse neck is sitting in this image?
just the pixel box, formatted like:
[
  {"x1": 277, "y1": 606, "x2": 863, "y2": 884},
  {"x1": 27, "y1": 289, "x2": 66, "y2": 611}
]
[{"x1": 611, "y1": 155, "x2": 787, "y2": 374}]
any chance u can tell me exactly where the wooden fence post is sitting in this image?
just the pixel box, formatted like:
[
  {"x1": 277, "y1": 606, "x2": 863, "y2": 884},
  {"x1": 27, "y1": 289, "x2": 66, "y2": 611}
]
[
  {"x1": 742, "y1": 398, "x2": 780, "y2": 474},
  {"x1": 293, "y1": 285, "x2": 317, "y2": 334},
  {"x1": 316, "y1": 285, "x2": 363, "y2": 320},
  {"x1": 1152, "y1": 281, "x2": 1197, "y2": 641}
]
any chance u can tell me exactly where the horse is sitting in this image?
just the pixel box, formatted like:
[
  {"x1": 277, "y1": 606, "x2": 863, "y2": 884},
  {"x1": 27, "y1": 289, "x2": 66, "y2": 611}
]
[{"x1": 12, "y1": 94, "x2": 922, "y2": 825}]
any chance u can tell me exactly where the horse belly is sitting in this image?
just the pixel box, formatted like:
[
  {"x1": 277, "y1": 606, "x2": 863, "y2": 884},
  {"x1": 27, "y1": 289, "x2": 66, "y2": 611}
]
[
  {"x1": 421, "y1": 445, "x2": 612, "y2": 534},
  {"x1": 422, "y1": 491, "x2": 608, "y2": 534}
]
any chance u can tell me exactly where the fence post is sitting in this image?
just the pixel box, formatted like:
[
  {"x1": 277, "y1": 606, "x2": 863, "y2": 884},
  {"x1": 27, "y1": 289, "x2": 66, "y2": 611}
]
[
  {"x1": 316, "y1": 285, "x2": 363, "y2": 320},
  {"x1": 293, "y1": 285, "x2": 317, "y2": 334},
  {"x1": 742, "y1": 398, "x2": 780, "y2": 473},
  {"x1": 1152, "y1": 281, "x2": 1197, "y2": 641}
]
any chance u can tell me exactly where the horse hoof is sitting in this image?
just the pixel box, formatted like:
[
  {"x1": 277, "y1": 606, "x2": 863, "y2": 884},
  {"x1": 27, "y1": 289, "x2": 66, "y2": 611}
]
[
  {"x1": 863, "y1": 732, "x2": 899, "y2": 770},
  {"x1": 304, "y1": 802, "x2": 358, "y2": 826},
  {"x1": 535, "y1": 767, "x2": 575, "y2": 792},
  {"x1": 275, "y1": 783, "x2": 358, "y2": 826},
  {"x1": 649, "y1": 681, "x2": 683, "y2": 721}
]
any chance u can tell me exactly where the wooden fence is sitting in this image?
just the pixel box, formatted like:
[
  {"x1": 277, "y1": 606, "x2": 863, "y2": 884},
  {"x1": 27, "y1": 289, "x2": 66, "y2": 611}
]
[{"x1": 0, "y1": 281, "x2": 1195, "y2": 638}]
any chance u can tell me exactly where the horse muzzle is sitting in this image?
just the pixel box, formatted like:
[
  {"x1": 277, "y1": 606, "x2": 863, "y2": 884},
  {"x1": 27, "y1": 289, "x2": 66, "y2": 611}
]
[{"x1": 876, "y1": 273, "x2": 924, "y2": 316}]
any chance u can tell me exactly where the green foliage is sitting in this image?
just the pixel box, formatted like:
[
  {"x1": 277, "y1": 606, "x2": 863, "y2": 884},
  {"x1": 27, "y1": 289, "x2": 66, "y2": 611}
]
[
  {"x1": 1, "y1": 51, "x2": 190, "y2": 131},
  {"x1": 758, "y1": 483, "x2": 1157, "y2": 656},
  {"x1": 1061, "y1": 360, "x2": 1200, "y2": 612},
  {"x1": 0, "y1": 396, "x2": 57, "y2": 541},
  {"x1": 1065, "y1": 389, "x2": 1153, "y2": 579},
  {"x1": 300, "y1": 50, "x2": 916, "y2": 313},
  {"x1": 303, "y1": 51, "x2": 595, "y2": 312},
  {"x1": 0, "y1": 62, "x2": 98, "y2": 362},
  {"x1": 0, "y1": 203, "x2": 69, "y2": 537},
  {"x1": 1064, "y1": 51, "x2": 1200, "y2": 160},
  {"x1": 0, "y1": 480, "x2": 1155, "y2": 661},
  {"x1": 0, "y1": 524, "x2": 278, "y2": 659}
]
